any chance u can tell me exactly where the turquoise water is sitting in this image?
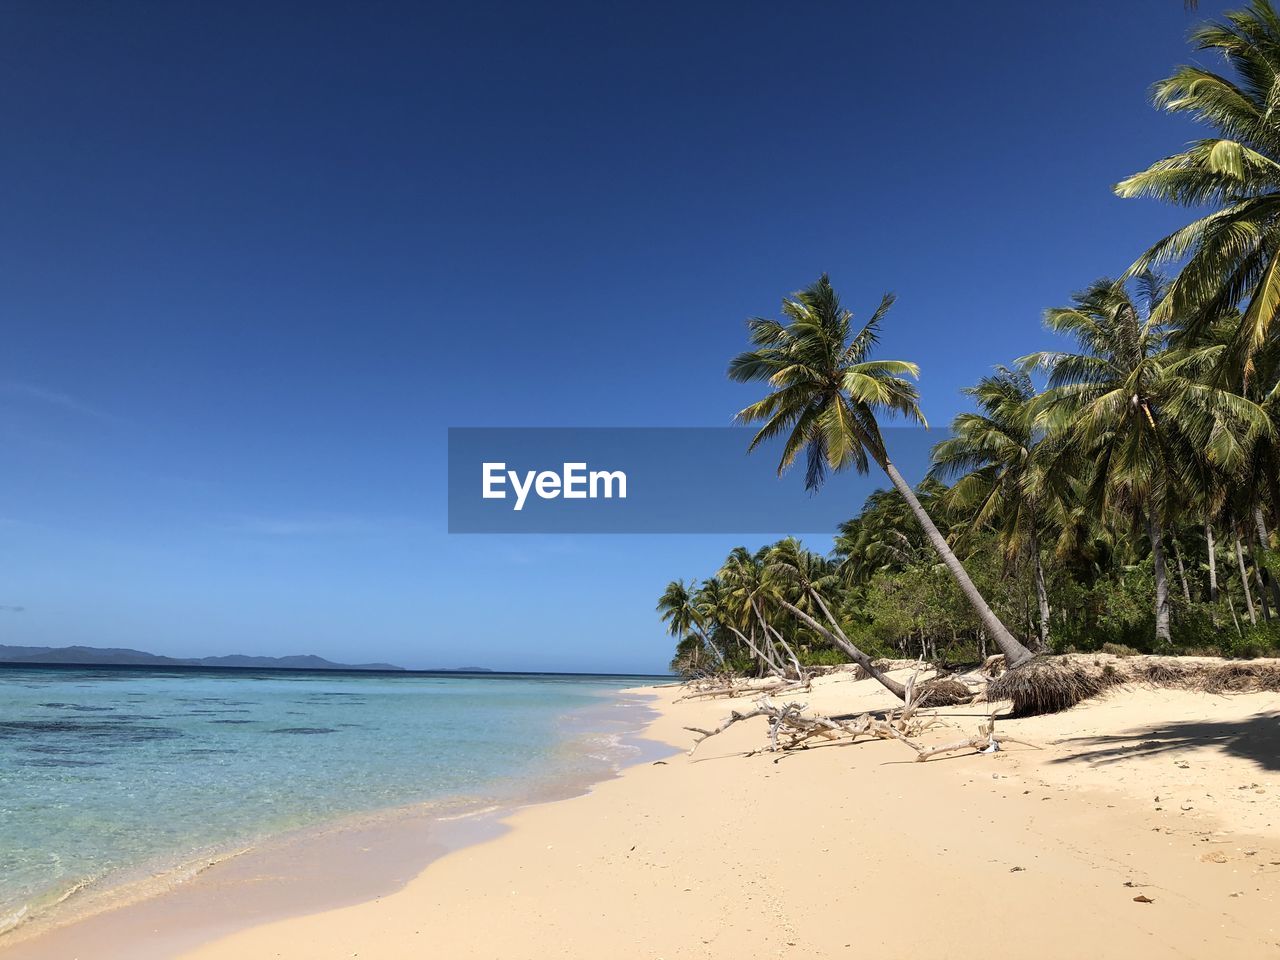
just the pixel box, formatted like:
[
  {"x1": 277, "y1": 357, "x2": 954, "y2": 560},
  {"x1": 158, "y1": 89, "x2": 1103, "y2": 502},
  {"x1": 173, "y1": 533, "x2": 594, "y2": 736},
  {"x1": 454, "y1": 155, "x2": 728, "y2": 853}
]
[{"x1": 0, "y1": 666, "x2": 659, "y2": 933}]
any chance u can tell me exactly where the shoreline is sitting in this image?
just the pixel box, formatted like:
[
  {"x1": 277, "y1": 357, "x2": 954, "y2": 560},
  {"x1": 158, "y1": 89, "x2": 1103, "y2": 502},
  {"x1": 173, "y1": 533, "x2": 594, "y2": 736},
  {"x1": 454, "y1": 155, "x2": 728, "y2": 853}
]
[
  {"x1": 184, "y1": 669, "x2": 1278, "y2": 960},
  {"x1": 0, "y1": 690, "x2": 669, "y2": 960},
  {"x1": 8, "y1": 670, "x2": 1280, "y2": 958}
]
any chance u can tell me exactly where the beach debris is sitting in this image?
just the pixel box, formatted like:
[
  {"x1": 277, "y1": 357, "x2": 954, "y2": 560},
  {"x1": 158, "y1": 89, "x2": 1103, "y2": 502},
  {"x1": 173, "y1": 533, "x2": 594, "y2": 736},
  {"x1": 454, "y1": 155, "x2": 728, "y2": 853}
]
[
  {"x1": 910, "y1": 719, "x2": 1040, "y2": 762},
  {"x1": 684, "y1": 670, "x2": 1039, "y2": 762},
  {"x1": 1133, "y1": 895, "x2": 1155, "y2": 904},
  {"x1": 677, "y1": 675, "x2": 811, "y2": 702},
  {"x1": 986, "y1": 656, "x2": 1126, "y2": 716},
  {"x1": 987, "y1": 654, "x2": 1280, "y2": 717},
  {"x1": 1201, "y1": 851, "x2": 1229, "y2": 863}
]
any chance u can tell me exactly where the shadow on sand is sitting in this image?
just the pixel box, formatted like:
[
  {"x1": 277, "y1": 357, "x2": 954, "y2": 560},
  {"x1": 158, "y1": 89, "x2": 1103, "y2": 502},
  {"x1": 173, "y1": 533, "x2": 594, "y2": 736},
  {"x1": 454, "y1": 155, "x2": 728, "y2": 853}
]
[{"x1": 1048, "y1": 712, "x2": 1280, "y2": 772}]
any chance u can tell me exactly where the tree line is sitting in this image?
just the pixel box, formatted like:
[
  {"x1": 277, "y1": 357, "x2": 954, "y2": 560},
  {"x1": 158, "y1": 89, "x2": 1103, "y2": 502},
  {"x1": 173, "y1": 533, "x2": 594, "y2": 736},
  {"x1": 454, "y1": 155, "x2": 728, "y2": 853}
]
[{"x1": 661, "y1": 0, "x2": 1280, "y2": 676}]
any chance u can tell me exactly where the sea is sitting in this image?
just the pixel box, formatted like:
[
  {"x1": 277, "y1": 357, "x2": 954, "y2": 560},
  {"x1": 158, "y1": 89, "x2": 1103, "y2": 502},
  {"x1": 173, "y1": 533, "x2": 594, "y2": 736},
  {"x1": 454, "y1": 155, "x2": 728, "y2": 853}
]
[{"x1": 0, "y1": 665, "x2": 663, "y2": 937}]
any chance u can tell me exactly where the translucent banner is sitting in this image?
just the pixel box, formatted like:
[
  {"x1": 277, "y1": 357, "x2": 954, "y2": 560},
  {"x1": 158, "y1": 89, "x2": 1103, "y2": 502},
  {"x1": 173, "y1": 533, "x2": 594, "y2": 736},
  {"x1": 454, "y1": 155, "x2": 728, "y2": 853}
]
[{"x1": 447, "y1": 427, "x2": 939, "y2": 534}]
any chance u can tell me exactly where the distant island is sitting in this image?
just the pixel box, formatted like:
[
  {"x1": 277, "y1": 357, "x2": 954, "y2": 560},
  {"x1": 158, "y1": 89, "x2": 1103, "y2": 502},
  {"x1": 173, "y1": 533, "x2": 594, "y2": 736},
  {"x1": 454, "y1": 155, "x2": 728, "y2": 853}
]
[{"x1": 0, "y1": 644, "x2": 406, "y2": 671}]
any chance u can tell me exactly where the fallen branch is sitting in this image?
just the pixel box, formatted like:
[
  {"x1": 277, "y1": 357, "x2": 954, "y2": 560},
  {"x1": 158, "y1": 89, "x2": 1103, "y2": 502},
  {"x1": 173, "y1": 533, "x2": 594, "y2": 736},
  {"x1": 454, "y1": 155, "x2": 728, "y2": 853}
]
[
  {"x1": 676, "y1": 677, "x2": 810, "y2": 702},
  {"x1": 685, "y1": 696, "x2": 926, "y2": 756},
  {"x1": 684, "y1": 693, "x2": 1039, "y2": 763},
  {"x1": 911, "y1": 719, "x2": 1042, "y2": 762}
]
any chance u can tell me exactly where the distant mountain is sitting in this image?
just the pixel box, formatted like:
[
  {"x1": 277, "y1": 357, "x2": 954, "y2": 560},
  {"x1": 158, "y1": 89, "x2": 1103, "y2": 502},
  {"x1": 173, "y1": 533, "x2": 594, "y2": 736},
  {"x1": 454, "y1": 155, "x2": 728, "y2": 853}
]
[{"x1": 0, "y1": 644, "x2": 405, "y2": 671}]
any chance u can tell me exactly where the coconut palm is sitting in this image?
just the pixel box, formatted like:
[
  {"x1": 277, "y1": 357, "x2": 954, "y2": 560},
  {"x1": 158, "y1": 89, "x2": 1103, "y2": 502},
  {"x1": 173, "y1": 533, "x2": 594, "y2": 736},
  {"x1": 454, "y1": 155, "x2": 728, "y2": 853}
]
[
  {"x1": 764, "y1": 537, "x2": 911, "y2": 698},
  {"x1": 930, "y1": 367, "x2": 1058, "y2": 649},
  {"x1": 1024, "y1": 277, "x2": 1181, "y2": 642},
  {"x1": 1116, "y1": 0, "x2": 1280, "y2": 371},
  {"x1": 1165, "y1": 315, "x2": 1280, "y2": 610},
  {"x1": 832, "y1": 483, "x2": 942, "y2": 587},
  {"x1": 656, "y1": 579, "x2": 725, "y2": 669},
  {"x1": 1022, "y1": 274, "x2": 1268, "y2": 644},
  {"x1": 729, "y1": 274, "x2": 1035, "y2": 668},
  {"x1": 717, "y1": 548, "x2": 795, "y2": 676}
]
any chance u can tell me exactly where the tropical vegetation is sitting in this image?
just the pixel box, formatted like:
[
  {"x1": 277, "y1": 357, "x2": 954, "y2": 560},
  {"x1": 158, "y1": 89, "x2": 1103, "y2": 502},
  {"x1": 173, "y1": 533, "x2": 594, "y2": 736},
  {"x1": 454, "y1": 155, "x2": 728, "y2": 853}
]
[{"x1": 661, "y1": 0, "x2": 1280, "y2": 677}]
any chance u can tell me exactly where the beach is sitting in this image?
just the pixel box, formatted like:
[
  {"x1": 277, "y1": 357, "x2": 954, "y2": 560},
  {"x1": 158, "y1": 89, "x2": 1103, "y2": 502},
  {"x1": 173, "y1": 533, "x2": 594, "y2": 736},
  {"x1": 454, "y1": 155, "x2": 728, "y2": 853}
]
[
  {"x1": 0, "y1": 669, "x2": 658, "y2": 958},
  {"x1": 10, "y1": 667, "x2": 1276, "y2": 959}
]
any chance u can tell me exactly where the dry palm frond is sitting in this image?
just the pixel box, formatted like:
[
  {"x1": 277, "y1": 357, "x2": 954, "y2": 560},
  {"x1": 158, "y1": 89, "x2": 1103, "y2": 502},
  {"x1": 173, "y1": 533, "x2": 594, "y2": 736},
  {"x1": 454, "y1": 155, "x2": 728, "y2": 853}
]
[
  {"x1": 914, "y1": 677, "x2": 976, "y2": 707},
  {"x1": 1202, "y1": 661, "x2": 1280, "y2": 693},
  {"x1": 986, "y1": 656, "x2": 1127, "y2": 716},
  {"x1": 989, "y1": 654, "x2": 1280, "y2": 716},
  {"x1": 1134, "y1": 659, "x2": 1188, "y2": 685}
]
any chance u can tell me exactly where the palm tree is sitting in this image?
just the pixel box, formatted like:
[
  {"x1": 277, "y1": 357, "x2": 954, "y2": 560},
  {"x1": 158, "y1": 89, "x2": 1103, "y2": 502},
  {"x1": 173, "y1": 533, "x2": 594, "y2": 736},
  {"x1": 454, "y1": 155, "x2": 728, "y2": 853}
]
[
  {"x1": 1022, "y1": 275, "x2": 1267, "y2": 644},
  {"x1": 930, "y1": 367, "x2": 1057, "y2": 649},
  {"x1": 656, "y1": 579, "x2": 725, "y2": 669},
  {"x1": 718, "y1": 548, "x2": 793, "y2": 676},
  {"x1": 1116, "y1": 0, "x2": 1280, "y2": 372},
  {"x1": 1165, "y1": 315, "x2": 1280, "y2": 611},
  {"x1": 832, "y1": 484, "x2": 938, "y2": 587},
  {"x1": 1025, "y1": 277, "x2": 1180, "y2": 642},
  {"x1": 764, "y1": 537, "x2": 909, "y2": 698},
  {"x1": 729, "y1": 274, "x2": 1035, "y2": 668}
]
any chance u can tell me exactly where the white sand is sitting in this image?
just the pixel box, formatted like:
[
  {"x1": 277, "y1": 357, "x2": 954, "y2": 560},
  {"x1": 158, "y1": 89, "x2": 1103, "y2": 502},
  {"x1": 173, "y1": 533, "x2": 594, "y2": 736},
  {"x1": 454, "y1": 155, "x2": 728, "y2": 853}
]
[{"x1": 165, "y1": 670, "x2": 1279, "y2": 959}]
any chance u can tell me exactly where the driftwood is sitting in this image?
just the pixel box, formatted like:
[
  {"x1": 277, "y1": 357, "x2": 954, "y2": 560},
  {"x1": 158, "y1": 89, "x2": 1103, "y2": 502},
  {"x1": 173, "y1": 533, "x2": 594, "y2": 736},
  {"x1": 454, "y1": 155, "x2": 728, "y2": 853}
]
[
  {"x1": 677, "y1": 676, "x2": 811, "y2": 702},
  {"x1": 910, "y1": 718, "x2": 1041, "y2": 762},
  {"x1": 685, "y1": 670, "x2": 1036, "y2": 762}
]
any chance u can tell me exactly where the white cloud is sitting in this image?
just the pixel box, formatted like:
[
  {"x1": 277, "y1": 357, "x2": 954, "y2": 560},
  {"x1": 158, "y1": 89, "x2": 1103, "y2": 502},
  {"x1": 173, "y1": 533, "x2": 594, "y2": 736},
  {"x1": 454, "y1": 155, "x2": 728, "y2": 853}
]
[{"x1": 1, "y1": 381, "x2": 118, "y2": 423}]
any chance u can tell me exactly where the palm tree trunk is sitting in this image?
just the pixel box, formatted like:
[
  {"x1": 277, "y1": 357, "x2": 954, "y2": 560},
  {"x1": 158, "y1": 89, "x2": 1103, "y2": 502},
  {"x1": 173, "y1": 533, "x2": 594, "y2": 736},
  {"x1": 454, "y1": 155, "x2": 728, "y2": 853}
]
[
  {"x1": 1253, "y1": 507, "x2": 1280, "y2": 612},
  {"x1": 881, "y1": 459, "x2": 1034, "y2": 667},
  {"x1": 1030, "y1": 532, "x2": 1051, "y2": 652},
  {"x1": 766, "y1": 622, "x2": 803, "y2": 678},
  {"x1": 1171, "y1": 535, "x2": 1192, "y2": 604},
  {"x1": 692, "y1": 623, "x2": 726, "y2": 668},
  {"x1": 1146, "y1": 513, "x2": 1172, "y2": 644},
  {"x1": 805, "y1": 587, "x2": 847, "y2": 642},
  {"x1": 728, "y1": 623, "x2": 780, "y2": 675},
  {"x1": 773, "y1": 596, "x2": 907, "y2": 700},
  {"x1": 1227, "y1": 585, "x2": 1243, "y2": 637},
  {"x1": 754, "y1": 599, "x2": 802, "y2": 678},
  {"x1": 1205, "y1": 519, "x2": 1219, "y2": 627},
  {"x1": 1244, "y1": 518, "x2": 1273, "y2": 622},
  {"x1": 1205, "y1": 519, "x2": 1219, "y2": 603},
  {"x1": 1235, "y1": 533, "x2": 1258, "y2": 626}
]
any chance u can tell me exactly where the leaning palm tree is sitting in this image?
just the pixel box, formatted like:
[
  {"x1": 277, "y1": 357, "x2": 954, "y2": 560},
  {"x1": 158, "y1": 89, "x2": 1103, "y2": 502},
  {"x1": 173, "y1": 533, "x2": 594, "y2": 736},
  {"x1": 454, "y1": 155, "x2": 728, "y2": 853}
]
[
  {"x1": 715, "y1": 548, "x2": 789, "y2": 676},
  {"x1": 656, "y1": 579, "x2": 725, "y2": 669},
  {"x1": 729, "y1": 274, "x2": 1035, "y2": 668},
  {"x1": 930, "y1": 366, "x2": 1058, "y2": 649},
  {"x1": 763, "y1": 537, "x2": 912, "y2": 699},
  {"x1": 1116, "y1": 0, "x2": 1280, "y2": 372}
]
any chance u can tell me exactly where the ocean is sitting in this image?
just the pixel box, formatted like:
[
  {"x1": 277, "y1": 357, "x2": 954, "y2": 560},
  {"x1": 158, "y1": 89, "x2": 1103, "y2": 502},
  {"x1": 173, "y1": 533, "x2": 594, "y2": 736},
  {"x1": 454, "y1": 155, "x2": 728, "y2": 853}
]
[{"x1": 0, "y1": 665, "x2": 661, "y2": 936}]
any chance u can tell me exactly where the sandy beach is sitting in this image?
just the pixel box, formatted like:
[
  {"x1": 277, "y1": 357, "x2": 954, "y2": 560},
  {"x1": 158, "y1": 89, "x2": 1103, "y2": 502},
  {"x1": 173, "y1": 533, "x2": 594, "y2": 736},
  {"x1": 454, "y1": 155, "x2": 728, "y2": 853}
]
[{"x1": 11, "y1": 667, "x2": 1275, "y2": 959}]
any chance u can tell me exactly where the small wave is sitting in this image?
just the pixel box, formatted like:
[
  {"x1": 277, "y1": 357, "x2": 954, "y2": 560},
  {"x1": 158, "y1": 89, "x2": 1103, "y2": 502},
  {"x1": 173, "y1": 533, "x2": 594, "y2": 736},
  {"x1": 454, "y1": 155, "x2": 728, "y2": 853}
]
[
  {"x1": 0, "y1": 872, "x2": 100, "y2": 939},
  {"x1": 435, "y1": 804, "x2": 503, "y2": 822}
]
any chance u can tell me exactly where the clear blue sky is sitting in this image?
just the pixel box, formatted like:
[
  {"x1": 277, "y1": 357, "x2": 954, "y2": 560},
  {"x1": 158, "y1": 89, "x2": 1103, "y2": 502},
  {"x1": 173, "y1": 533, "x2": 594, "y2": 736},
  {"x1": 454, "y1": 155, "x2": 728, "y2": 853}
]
[{"x1": 0, "y1": 1, "x2": 1223, "y2": 672}]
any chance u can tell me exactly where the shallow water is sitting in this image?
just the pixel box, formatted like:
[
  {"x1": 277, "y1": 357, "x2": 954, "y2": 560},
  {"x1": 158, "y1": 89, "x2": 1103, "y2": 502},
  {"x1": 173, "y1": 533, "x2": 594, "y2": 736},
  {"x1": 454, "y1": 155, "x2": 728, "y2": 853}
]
[{"x1": 0, "y1": 666, "x2": 658, "y2": 934}]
